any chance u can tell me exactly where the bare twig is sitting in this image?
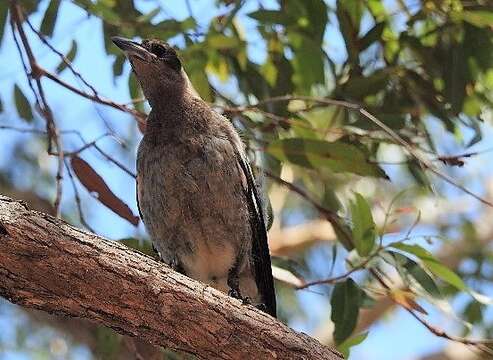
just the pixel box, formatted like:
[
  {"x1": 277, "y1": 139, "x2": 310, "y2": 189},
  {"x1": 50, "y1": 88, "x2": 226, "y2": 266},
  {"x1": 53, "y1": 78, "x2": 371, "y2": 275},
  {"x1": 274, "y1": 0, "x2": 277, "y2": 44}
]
[
  {"x1": 406, "y1": 310, "x2": 493, "y2": 349},
  {"x1": 41, "y1": 69, "x2": 146, "y2": 125},
  {"x1": 297, "y1": 254, "x2": 375, "y2": 290},
  {"x1": 0, "y1": 125, "x2": 46, "y2": 134},
  {"x1": 24, "y1": 16, "x2": 98, "y2": 96},
  {"x1": 11, "y1": 1, "x2": 64, "y2": 217}
]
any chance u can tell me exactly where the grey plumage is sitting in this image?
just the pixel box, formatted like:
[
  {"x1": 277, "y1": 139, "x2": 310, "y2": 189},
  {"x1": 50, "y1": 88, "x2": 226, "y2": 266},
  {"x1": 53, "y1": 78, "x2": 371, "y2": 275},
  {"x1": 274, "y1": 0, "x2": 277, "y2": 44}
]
[{"x1": 112, "y1": 37, "x2": 276, "y2": 317}]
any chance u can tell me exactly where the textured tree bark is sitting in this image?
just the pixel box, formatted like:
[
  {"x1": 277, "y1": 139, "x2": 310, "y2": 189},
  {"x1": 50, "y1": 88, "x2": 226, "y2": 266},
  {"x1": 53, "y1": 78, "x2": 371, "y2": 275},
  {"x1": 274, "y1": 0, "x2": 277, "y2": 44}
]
[{"x1": 0, "y1": 195, "x2": 342, "y2": 360}]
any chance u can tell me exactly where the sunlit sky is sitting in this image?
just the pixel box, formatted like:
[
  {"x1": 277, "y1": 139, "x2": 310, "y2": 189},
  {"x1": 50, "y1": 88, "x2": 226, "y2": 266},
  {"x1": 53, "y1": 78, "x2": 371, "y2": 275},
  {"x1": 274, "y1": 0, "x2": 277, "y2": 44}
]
[{"x1": 1, "y1": 1, "x2": 492, "y2": 359}]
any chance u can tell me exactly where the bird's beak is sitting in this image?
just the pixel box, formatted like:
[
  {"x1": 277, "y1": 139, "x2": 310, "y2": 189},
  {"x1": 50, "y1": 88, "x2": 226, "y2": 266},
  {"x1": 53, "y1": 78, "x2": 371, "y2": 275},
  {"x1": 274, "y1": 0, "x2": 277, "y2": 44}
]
[{"x1": 111, "y1": 36, "x2": 154, "y2": 62}]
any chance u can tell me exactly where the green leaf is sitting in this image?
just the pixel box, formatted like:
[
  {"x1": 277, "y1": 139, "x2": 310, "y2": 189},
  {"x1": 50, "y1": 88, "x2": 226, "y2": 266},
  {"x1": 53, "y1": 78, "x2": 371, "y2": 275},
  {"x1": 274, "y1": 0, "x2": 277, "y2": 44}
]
[
  {"x1": 0, "y1": 1, "x2": 8, "y2": 45},
  {"x1": 247, "y1": 10, "x2": 289, "y2": 24},
  {"x1": 463, "y1": 299, "x2": 482, "y2": 325},
  {"x1": 136, "y1": 7, "x2": 160, "y2": 23},
  {"x1": 56, "y1": 40, "x2": 77, "y2": 73},
  {"x1": 266, "y1": 138, "x2": 388, "y2": 178},
  {"x1": 112, "y1": 54, "x2": 126, "y2": 78},
  {"x1": 13, "y1": 85, "x2": 33, "y2": 122},
  {"x1": 95, "y1": 327, "x2": 121, "y2": 359},
  {"x1": 333, "y1": 221, "x2": 354, "y2": 251},
  {"x1": 389, "y1": 250, "x2": 441, "y2": 297},
  {"x1": 288, "y1": 32, "x2": 325, "y2": 92},
  {"x1": 336, "y1": 0, "x2": 363, "y2": 65},
  {"x1": 391, "y1": 243, "x2": 434, "y2": 259},
  {"x1": 331, "y1": 278, "x2": 361, "y2": 344},
  {"x1": 184, "y1": 50, "x2": 212, "y2": 101},
  {"x1": 423, "y1": 259, "x2": 466, "y2": 291},
  {"x1": 391, "y1": 243, "x2": 466, "y2": 291},
  {"x1": 40, "y1": 0, "x2": 61, "y2": 37},
  {"x1": 350, "y1": 193, "x2": 376, "y2": 257},
  {"x1": 405, "y1": 262, "x2": 441, "y2": 297},
  {"x1": 344, "y1": 68, "x2": 393, "y2": 99},
  {"x1": 460, "y1": 11, "x2": 493, "y2": 28},
  {"x1": 207, "y1": 34, "x2": 241, "y2": 50},
  {"x1": 337, "y1": 332, "x2": 368, "y2": 358},
  {"x1": 322, "y1": 186, "x2": 341, "y2": 212},
  {"x1": 151, "y1": 18, "x2": 196, "y2": 39},
  {"x1": 128, "y1": 72, "x2": 144, "y2": 113}
]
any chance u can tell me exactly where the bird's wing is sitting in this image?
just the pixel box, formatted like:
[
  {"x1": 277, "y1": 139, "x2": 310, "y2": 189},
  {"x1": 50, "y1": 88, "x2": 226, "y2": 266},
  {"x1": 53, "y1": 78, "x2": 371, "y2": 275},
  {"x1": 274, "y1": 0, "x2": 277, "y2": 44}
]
[
  {"x1": 234, "y1": 148, "x2": 277, "y2": 317},
  {"x1": 136, "y1": 174, "x2": 144, "y2": 220}
]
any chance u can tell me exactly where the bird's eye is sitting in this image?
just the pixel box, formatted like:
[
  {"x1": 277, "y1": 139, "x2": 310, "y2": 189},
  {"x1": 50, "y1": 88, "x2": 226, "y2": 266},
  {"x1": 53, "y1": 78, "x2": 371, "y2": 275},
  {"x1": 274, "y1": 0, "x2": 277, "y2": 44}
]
[{"x1": 151, "y1": 44, "x2": 167, "y2": 58}]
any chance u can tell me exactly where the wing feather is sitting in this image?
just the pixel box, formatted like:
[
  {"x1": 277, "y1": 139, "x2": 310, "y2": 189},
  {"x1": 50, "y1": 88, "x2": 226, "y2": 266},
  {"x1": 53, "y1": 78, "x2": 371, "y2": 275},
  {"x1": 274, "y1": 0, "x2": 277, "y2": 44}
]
[{"x1": 235, "y1": 148, "x2": 277, "y2": 317}]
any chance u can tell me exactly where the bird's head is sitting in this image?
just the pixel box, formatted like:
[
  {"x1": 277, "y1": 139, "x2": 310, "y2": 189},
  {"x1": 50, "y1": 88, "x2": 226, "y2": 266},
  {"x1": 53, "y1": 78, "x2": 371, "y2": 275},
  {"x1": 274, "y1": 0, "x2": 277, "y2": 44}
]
[{"x1": 112, "y1": 37, "x2": 197, "y2": 107}]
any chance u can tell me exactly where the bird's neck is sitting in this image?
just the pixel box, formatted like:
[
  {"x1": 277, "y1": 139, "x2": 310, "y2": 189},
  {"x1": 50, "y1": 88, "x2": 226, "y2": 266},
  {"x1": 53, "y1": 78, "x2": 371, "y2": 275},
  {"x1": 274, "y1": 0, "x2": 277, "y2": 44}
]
[{"x1": 145, "y1": 91, "x2": 198, "y2": 135}]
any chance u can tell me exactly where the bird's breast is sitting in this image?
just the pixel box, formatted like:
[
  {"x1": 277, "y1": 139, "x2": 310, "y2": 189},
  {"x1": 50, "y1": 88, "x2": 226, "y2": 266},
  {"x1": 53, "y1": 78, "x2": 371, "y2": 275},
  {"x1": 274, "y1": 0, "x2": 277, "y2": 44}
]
[{"x1": 136, "y1": 133, "x2": 251, "y2": 276}]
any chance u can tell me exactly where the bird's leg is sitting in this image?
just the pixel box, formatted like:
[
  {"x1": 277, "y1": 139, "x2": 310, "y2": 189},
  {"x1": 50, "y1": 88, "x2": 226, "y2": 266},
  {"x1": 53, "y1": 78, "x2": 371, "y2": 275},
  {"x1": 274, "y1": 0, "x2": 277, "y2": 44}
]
[
  {"x1": 227, "y1": 265, "x2": 251, "y2": 305},
  {"x1": 152, "y1": 244, "x2": 162, "y2": 259},
  {"x1": 170, "y1": 257, "x2": 187, "y2": 275}
]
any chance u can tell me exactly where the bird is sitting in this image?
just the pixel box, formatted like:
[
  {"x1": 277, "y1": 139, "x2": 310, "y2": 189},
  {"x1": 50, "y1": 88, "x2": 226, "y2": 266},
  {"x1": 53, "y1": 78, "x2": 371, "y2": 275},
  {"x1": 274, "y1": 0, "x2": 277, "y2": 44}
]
[{"x1": 112, "y1": 36, "x2": 276, "y2": 317}]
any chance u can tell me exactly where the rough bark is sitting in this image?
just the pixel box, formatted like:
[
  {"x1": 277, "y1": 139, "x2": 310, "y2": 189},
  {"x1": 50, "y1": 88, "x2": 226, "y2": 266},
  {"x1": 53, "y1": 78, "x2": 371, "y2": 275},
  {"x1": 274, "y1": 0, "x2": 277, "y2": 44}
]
[{"x1": 0, "y1": 195, "x2": 342, "y2": 360}]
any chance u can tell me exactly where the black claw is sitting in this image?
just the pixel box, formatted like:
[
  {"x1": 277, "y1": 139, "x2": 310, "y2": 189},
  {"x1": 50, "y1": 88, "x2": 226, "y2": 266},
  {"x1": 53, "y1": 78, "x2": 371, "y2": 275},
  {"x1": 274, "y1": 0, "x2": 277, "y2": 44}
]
[
  {"x1": 170, "y1": 258, "x2": 186, "y2": 275},
  {"x1": 228, "y1": 288, "x2": 252, "y2": 306},
  {"x1": 242, "y1": 296, "x2": 252, "y2": 305},
  {"x1": 228, "y1": 288, "x2": 242, "y2": 299},
  {"x1": 255, "y1": 303, "x2": 267, "y2": 312}
]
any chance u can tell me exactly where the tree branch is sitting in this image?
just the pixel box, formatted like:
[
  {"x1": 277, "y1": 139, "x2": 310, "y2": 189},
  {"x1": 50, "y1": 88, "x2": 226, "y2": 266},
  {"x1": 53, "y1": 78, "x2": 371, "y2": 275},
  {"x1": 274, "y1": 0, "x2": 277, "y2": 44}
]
[{"x1": 0, "y1": 195, "x2": 342, "y2": 360}]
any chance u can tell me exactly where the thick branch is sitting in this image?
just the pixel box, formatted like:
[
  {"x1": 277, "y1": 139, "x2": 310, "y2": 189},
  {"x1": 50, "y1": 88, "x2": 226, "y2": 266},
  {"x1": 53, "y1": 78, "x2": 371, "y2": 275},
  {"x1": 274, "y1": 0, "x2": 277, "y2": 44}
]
[{"x1": 0, "y1": 195, "x2": 342, "y2": 360}]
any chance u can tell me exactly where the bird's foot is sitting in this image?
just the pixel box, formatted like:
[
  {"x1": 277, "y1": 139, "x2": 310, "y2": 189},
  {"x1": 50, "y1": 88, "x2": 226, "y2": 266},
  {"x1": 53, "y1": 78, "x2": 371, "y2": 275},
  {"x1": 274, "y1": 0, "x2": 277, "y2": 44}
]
[
  {"x1": 170, "y1": 258, "x2": 186, "y2": 275},
  {"x1": 152, "y1": 244, "x2": 163, "y2": 261},
  {"x1": 228, "y1": 288, "x2": 251, "y2": 305},
  {"x1": 255, "y1": 303, "x2": 267, "y2": 312}
]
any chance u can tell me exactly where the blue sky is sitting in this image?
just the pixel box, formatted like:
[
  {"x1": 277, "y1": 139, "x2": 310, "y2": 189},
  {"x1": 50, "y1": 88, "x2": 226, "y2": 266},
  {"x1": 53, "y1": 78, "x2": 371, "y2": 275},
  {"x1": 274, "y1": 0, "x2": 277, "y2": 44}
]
[{"x1": 1, "y1": 1, "x2": 492, "y2": 359}]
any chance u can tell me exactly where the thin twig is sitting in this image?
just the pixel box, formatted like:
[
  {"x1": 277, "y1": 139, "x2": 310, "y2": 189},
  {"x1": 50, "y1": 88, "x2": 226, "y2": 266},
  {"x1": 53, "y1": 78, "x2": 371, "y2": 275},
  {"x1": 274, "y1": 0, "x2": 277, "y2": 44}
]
[
  {"x1": 407, "y1": 310, "x2": 493, "y2": 348},
  {"x1": 11, "y1": 1, "x2": 64, "y2": 217},
  {"x1": 23, "y1": 13, "x2": 125, "y2": 138},
  {"x1": 263, "y1": 169, "x2": 341, "y2": 223},
  {"x1": 364, "y1": 261, "x2": 493, "y2": 353},
  {"x1": 238, "y1": 95, "x2": 492, "y2": 207},
  {"x1": 93, "y1": 144, "x2": 136, "y2": 178},
  {"x1": 66, "y1": 130, "x2": 136, "y2": 178},
  {"x1": 359, "y1": 108, "x2": 493, "y2": 207},
  {"x1": 24, "y1": 15, "x2": 98, "y2": 96},
  {"x1": 297, "y1": 252, "x2": 377, "y2": 290},
  {"x1": 0, "y1": 125, "x2": 46, "y2": 134},
  {"x1": 263, "y1": 168, "x2": 353, "y2": 246},
  {"x1": 42, "y1": 69, "x2": 146, "y2": 125}
]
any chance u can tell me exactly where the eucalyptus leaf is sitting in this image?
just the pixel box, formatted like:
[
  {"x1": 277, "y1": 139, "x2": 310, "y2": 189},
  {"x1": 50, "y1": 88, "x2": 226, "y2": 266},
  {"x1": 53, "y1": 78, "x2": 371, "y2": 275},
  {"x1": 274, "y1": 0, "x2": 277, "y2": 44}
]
[
  {"x1": 267, "y1": 138, "x2": 389, "y2": 178},
  {"x1": 14, "y1": 85, "x2": 33, "y2": 122},
  {"x1": 40, "y1": 0, "x2": 61, "y2": 37},
  {"x1": 0, "y1": 1, "x2": 8, "y2": 45},
  {"x1": 350, "y1": 193, "x2": 376, "y2": 257},
  {"x1": 331, "y1": 278, "x2": 361, "y2": 344},
  {"x1": 56, "y1": 40, "x2": 77, "y2": 73},
  {"x1": 337, "y1": 332, "x2": 368, "y2": 359}
]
